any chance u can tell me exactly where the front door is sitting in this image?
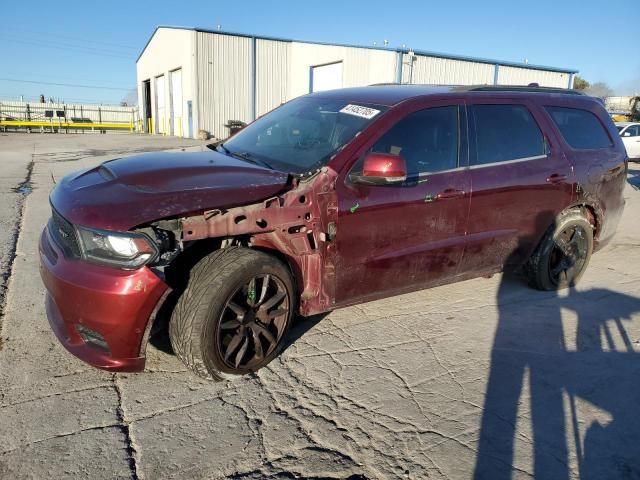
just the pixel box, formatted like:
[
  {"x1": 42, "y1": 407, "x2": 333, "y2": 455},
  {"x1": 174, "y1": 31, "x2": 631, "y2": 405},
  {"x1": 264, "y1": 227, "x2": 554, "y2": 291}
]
[
  {"x1": 335, "y1": 102, "x2": 471, "y2": 305},
  {"x1": 460, "y1": 100, "x2": 574, "y2": 275}
]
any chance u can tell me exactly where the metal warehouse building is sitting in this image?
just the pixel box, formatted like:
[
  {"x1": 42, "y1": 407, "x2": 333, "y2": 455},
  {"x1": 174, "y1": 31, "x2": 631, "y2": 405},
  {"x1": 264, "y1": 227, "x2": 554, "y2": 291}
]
[{"x1": 136, "y1": 26, "x2": 578, "y2": 139}]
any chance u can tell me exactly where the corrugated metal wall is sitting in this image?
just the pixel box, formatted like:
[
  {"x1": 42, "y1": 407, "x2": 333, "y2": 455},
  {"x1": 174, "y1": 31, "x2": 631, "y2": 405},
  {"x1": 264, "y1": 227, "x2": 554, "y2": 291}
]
[
  {"x1": 605, "y1": 96, "x2": 633, "y2": 112},
  {"x1": 289, "y1": 43, "x2": 396, "y2": 98},
  {"x1": 402, "y1": 55, "x2": 495, "y2": 85},
  {"x1": 256, "y1": 39, "x2": 290, "y2": 117},
  {"x1": 196, "y1": 32, "x2": 252, "y2": 139},
  {"x1": 140, "y1": 29, "x2": 577, "y2": 138},
  {"x1": 343, "y1": 47, "x2": 397, "y2": 86},
  {"x1": 136, "y1": 28, "x2": 195, "y2": 136},
  {"x1": 497, "y1": 66, "x2": 569, "y2": 88}
]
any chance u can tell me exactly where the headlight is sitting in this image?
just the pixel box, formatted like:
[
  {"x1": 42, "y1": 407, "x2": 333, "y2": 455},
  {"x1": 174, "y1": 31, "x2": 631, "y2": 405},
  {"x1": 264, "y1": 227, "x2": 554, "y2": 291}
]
[{"x1": 77, "y1": 226, "x2": 157, "y2": 269}]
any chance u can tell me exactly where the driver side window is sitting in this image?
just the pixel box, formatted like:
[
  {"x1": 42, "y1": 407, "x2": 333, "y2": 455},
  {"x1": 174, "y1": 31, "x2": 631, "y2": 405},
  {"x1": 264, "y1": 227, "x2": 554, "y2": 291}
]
[{"x1": 371, "y1": 106, "x2": 460, "y2": 178}]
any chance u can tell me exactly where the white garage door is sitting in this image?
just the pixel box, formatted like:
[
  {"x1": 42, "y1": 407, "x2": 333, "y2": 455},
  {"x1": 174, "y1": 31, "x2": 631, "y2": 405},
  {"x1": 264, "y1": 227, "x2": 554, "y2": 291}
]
[
  {"x1": 170, "y1": 69, "x2": 183, "y2": 137},
  {"x1": 311, "y1": 62, "x2": 343, "y2": 92},
  {"x1": 155, "y1": 74, "x2": 166, "y2": 134}
]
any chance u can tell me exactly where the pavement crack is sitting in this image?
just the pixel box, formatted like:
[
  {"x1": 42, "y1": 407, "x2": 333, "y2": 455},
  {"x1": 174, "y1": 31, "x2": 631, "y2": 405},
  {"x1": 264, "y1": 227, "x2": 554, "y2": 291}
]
[
  {"x1": 0, "y1": 423, "x2": 122, "y2": 456},
  {"x1": 0, "y1": 155, "x2": 34, "y2": 351},
  {"x1": 113, "y1": 374, "x2": 142, "y2": 480},
  {"x1": 0, "y1": 383, "x2": 112, "y2": 409}
]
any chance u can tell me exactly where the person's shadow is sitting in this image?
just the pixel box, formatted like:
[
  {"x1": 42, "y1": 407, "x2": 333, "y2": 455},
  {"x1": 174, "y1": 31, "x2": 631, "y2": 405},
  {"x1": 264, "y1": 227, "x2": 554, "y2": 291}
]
[
  {"x1": 627, "y1": 163, "x2": 640, "y2": 190},
  {"x1": 474, "y1": 214, "x2": 640, "y2": 479}
]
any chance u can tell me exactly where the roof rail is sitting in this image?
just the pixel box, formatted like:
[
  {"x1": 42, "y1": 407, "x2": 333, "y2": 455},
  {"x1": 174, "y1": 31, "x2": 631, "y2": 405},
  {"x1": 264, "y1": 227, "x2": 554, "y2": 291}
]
[
  {"x1": 367, "y1": 83, "x2": 584, "y2": 96},
  {"x1": 459, "y1": 85, "x2": 584, "y2": 95}
]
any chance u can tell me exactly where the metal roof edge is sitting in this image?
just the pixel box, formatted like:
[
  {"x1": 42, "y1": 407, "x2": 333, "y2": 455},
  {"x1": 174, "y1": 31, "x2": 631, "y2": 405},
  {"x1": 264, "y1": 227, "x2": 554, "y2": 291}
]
[
  {"x1": 136, "y1": 25, "x2": 197, "y2": 63},
  {"x1": 137, "y1": 26, "x2": 579, "y2": 74}
]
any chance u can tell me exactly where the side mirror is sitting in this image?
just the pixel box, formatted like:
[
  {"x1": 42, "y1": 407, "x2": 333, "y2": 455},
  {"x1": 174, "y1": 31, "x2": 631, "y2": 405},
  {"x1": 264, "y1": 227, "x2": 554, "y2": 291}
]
[
  {"x1": 623, "y1": 132, "x2": 631, "y2": 137},
  {"x1": 350, "y1": 152, "x2": 407, "y2": 186}
]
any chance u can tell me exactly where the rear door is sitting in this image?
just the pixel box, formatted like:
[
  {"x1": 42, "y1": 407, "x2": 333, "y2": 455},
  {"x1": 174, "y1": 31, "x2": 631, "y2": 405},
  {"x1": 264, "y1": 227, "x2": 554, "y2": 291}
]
[
  {"x1": 460, "y1": 100, "x2": 573, "y2": 275},
  {"x1": 335, "y1": 100, "x2": 471, "y2": 305}
]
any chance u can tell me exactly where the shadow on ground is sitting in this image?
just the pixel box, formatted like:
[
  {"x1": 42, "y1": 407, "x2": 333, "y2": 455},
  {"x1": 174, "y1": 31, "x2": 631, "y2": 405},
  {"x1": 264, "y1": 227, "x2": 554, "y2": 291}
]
[
  {"x1": 627, "y1": 163, "x2": 640, "y2": 190},
  {"x1": 474, "y1": 214, "x2": 640, "y2": 479}
]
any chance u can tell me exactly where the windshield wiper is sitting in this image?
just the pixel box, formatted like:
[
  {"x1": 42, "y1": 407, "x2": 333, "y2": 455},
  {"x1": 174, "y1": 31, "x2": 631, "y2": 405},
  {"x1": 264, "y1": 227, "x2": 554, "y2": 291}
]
[{"x1": 217, "y1": 143, "x2": 275, "y2": 170}]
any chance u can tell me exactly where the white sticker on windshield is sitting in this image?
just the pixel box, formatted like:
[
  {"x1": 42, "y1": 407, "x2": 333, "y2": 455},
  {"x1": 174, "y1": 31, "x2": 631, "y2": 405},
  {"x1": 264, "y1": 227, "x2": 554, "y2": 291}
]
[{"x1": 339, "y1": 104, "x2": 381, "y2": 120}]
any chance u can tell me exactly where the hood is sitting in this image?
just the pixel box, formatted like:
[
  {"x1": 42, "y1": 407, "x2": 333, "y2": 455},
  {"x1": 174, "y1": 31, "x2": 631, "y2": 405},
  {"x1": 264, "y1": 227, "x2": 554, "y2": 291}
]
[{"x1": 50, "y1": 150, "x2": 290, "y2": 231}]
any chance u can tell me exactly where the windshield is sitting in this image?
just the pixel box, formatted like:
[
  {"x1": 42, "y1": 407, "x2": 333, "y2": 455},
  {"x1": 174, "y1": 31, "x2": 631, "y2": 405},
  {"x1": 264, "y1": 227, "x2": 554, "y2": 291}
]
[
  {"x1": 617, "y1": 126, "x2": 625, "y2": 132},
  {"x1": 221, "y1": 97, "x2": 386, "y2": 174}
]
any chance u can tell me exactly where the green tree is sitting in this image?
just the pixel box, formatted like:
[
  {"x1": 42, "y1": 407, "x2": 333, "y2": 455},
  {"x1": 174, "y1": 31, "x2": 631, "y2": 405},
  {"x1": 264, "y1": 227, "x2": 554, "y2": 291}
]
[
  {"x1": 631, "y1": 97, "x2": 640, "y2": 121},
  {"x1": 573, "y1": 75, "x2": 590, "y2": 90}
]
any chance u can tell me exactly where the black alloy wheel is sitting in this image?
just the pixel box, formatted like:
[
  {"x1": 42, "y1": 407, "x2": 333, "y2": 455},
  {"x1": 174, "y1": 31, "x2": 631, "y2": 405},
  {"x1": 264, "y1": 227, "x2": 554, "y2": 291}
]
[
  {"x1": 548, "y1": 224, "x2": 589, "y2": 287},
  {"x1": 217, "y1": 274, "x2": 290, "y2": 371},
  {"x1": 169, "y1": 247, "x2": 295, "y2": 380}
]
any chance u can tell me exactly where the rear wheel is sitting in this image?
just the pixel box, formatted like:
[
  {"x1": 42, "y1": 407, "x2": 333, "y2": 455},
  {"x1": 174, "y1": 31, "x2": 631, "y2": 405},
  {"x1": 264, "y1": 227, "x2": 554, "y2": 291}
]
[
  {"x1": 169, "y1": 247, "x2": 295, "y2": 380},
  {"x1": 525, "y1": 209, "x2": 594, "y2": 291}
]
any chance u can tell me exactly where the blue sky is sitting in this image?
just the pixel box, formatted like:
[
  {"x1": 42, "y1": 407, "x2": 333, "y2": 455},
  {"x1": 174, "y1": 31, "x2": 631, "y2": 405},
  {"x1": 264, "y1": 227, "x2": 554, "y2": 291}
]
[{"x1": 1, "y1": 0, "x2": 638, "y2": 104}]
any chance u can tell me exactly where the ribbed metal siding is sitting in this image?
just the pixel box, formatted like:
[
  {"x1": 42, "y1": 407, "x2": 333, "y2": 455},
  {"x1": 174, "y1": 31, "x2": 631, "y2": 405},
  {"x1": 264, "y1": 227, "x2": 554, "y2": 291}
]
[
  {"x1": 256, "y1": 39, "x2": 290, "y2": 117},
  {"x1": 344, "y1": 48, "x2": 396, "y2": 86},
  {"x1": 196, "y1": 32, "x2": 252, "y2": 139},
  {"x1": 402, "y1": 55, "x2": 494, "y2": 85},
  {"x1": 497, "y1": 66, "x2": 569, "y2": 88},
  {"x1": 289, "y1": 43, "x2": 396, "y2": 97}
]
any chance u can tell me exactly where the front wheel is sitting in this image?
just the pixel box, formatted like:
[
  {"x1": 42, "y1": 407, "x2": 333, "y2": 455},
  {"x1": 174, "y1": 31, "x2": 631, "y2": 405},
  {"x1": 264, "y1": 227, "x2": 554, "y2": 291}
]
[
  {"x1": 525, "y1": 209, "x2": 594, "y2": 291},
  {"x1": 169, "y1": 247, "x2": 295, "y2": 380}
]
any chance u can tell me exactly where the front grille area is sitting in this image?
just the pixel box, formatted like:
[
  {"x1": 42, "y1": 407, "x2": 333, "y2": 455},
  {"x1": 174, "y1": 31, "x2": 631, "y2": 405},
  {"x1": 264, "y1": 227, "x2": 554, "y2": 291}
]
[{"x1": 50, "y1": 208, "x2": 81, "y2": 258}]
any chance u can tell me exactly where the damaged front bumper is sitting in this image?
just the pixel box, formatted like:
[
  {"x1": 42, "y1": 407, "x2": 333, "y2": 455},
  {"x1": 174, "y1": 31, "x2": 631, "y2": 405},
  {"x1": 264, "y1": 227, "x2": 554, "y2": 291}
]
[{"x1": 39, "y1": 226, "x2": 169, "y2": 372}]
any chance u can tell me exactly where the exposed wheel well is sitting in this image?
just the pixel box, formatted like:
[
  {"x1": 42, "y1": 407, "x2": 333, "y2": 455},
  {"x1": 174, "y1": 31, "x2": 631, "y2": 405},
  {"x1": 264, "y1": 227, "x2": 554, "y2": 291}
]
[
  {"x1": 250, "y1": 246, "x2": 301, "y2": 298},
  {"x1": 580, "y1": 204, "x2": 598, "y2": 238},
  {"x1": 561, "y1": 203, "x2": 598, "y2": 239},
  {"x1": 163, "y1": 237, "x2": 299, "y2": 297}
]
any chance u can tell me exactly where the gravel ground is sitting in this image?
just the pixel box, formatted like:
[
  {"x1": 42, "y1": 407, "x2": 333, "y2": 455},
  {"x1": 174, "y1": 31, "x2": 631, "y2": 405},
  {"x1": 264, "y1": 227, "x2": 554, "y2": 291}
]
[{"x1": 1, "y1": 132, "x2": 639, "y2": 479}]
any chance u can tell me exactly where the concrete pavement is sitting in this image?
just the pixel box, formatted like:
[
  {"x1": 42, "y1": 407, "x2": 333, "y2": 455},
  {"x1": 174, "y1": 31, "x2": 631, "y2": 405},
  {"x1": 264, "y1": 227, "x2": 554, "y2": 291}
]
[{"x1": 1, "y1": 132, "x2": 639, "y2": 479}]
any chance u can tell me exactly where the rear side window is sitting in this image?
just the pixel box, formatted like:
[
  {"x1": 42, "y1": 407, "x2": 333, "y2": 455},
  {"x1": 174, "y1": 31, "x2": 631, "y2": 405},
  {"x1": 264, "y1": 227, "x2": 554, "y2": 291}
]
[
  {"x1": 471, "y1": 104, "x2": 546, "y2": 166},
  {"x1": 545, "y1": 106, "x2": 612, "y2": 149}
]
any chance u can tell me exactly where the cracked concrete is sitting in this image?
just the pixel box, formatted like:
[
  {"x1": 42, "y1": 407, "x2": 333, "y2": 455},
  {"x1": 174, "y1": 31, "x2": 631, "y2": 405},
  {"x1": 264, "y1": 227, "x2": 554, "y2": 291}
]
[{"x1": 1, "y1": 133, "x2": 640, "y2": 479}]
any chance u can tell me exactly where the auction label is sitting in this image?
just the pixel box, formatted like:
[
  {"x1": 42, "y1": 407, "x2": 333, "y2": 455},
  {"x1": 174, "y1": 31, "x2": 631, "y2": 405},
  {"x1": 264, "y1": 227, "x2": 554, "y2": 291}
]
[{"x1": 339, "y1": 104, "x2": 381, "y2": 119}]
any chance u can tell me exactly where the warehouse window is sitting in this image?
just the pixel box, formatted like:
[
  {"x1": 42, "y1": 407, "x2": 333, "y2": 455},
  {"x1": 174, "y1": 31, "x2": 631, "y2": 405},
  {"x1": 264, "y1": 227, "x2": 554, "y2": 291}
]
[
  {"x1": 545, "y1": 106, "x2": 612, "y2": 149},
  {"x1": 471, "y1": 104, "x2": 546, "y2": 165}
]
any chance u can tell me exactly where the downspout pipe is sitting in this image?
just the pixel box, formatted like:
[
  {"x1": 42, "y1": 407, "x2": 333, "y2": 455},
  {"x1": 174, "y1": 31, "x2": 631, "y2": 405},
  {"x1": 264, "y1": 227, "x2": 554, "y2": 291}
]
[
  {"x1": 395, "y1": 51, "x2": 403, "y2": 84},
  {"x1": 250, "y1": 36, "x2": 257, "y2": 121}
]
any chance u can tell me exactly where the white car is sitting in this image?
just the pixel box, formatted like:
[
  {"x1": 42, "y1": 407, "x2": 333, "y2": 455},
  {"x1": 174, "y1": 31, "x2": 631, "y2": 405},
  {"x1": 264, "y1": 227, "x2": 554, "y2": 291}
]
[{"x1": 616, "y1": 122, "x2": 640, "y2": 160}]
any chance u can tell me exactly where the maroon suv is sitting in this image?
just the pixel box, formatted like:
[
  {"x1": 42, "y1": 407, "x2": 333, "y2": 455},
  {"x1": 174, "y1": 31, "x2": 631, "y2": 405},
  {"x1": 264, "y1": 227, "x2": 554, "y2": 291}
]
[{"x1": 39, "y1": 85, "x2": 627, "y2": 380}]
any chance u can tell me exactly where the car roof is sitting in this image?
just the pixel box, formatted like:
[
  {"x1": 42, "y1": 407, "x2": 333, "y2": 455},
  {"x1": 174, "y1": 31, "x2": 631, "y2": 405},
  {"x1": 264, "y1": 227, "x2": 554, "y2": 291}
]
[
  {"x1": 308, "y1": 84, "x2": 588, "y2": 107},
  {"x1": 615, "y1": 122, "x2": 639, "y2": 127}
]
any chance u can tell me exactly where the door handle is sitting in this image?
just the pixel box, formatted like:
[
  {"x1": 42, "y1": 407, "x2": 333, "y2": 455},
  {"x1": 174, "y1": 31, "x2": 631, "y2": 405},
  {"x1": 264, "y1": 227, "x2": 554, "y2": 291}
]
[
  {"x1": 546, "y1": 173, "x2": 568, "y2": 184},
  {"x1": 436, "y1": 188, "x2": 465, "y2": 200}
]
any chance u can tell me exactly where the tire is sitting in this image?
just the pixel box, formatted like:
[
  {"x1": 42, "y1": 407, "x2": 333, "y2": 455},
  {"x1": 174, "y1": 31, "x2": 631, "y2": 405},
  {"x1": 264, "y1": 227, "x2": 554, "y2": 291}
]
[
  {"x1": 169, "y1": 246, "x2": 295, "y2": 380},
  {"x1": 525, "y1": 209, "x2": 594, "y2": 291}
]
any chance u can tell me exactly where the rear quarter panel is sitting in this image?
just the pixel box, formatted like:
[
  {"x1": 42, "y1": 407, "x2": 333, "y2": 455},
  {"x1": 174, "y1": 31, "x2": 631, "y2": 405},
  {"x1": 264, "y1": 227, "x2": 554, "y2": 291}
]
[{"x1": 541, "y1": 96, "x2": 627, "y2": 250}]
